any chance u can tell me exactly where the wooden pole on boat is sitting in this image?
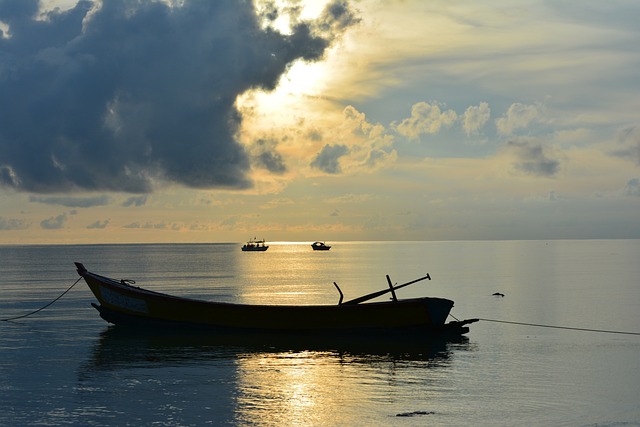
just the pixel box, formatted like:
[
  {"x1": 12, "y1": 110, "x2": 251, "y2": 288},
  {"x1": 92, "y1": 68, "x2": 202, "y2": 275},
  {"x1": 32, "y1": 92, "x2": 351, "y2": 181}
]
[
  {"x1": 333, "y1": 282, "x2": 344, "y2": 305},
  {"x1": 342, "y1": 274, "x2": 431, "y2": 305},
  {"x1": 386, "y1": 275, "x2": 398, "y2": 302}
]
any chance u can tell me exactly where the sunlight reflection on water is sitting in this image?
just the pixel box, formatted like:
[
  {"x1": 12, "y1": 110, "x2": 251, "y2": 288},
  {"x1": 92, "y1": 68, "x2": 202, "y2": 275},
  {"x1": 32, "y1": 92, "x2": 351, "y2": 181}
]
[{"x1": 1, "y1": 241, "x2": 639, "y2": 426}]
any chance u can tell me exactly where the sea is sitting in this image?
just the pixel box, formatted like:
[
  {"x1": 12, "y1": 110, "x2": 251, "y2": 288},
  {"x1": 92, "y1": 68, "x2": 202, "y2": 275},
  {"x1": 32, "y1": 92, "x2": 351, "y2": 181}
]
[{"x1": 0, "y1": 240, "x2": 639, "y2": 426}]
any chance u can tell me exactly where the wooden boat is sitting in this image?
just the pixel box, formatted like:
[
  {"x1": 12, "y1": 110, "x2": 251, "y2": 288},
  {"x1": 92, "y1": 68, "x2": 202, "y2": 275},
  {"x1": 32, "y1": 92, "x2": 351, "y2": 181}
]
[
  {"x1": 74, "y1": 263, "x2": 477, "y2": 336},
  {"x1": 311, "y1": 241, "x2": 331, "y2": 251},
  {"x1": 241, "y1": 238, "x2": 268, "y2": 252}
]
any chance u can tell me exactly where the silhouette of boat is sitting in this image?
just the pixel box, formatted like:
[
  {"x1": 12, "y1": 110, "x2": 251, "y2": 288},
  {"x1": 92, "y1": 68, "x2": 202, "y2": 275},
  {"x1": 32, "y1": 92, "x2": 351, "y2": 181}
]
[
  {"x1": 241, "y1": 238, "x2": 269, "y2": 251},
  {"x1": 75, "y1": 262, "x2": 477, "y2": 337},
  {"x1": 311, "y1": 241, "x2": 331, "y2": 251}
]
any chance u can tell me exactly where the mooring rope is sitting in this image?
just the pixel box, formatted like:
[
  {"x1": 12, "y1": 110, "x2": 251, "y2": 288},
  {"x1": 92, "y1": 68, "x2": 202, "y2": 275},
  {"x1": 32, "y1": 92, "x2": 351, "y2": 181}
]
[
  {"x1": 477, "y1": 317, "x2": 640, "y2": 336},
  {"x1": 1, "y1": 277, "x2": 82, "y2": 322},
  {"x1": 3, "y1": 279, "x2": 639, "y2": 337}
]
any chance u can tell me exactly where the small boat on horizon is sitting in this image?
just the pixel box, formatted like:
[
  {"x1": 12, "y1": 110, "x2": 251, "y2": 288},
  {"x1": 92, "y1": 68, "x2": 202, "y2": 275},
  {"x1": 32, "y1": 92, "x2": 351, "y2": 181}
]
[
  {"x1": 241, "y1": 238, "x2": 269, "y2": 252},
  {"x1": 311, "y1": 241, "x2": 331, "y2": 251},
  {"x1": 74, "y1": 262, "x2": 477, "y2": 339}
]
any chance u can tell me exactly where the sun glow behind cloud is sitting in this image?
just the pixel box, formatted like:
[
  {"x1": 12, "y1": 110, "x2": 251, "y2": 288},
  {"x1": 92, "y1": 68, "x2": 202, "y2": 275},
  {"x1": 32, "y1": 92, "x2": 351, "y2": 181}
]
[
  {"x1": 237, "y1": 60, "x2": 331, "y2": 119},
  {"x1": 232, "y1": 0, "x2": 640, "y2": 241},
  {"x1": 0, "y1": 0, "x2": 639, "y2": 243}
]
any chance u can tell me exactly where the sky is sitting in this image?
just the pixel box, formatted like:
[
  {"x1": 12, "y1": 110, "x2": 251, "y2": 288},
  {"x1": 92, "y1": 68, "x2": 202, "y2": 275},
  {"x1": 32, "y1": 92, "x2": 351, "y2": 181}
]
[{"x1": 0, "y1": 0, "x2": 639, "y2": 244}]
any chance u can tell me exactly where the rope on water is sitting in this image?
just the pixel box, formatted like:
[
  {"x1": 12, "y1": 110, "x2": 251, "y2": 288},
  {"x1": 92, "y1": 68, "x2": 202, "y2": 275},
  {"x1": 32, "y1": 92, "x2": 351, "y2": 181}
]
[
  {"x1": 1, "y1": 277, "x2": 82, "y2": 322},
  {"x1": 477, "y1": 317, "x2": 640, "y2": 336}
]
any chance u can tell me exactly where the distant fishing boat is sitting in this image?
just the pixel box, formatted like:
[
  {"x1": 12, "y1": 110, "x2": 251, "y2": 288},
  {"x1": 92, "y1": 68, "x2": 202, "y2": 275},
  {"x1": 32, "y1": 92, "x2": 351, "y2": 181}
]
[
  {"x1": 241, "y1": 238, "x2": 268, "y2": 252},
  {"x1": 75, "y1": 263, "x2": 477, "y2": 337},
  {"x1": 311, "y1": 241, "x2": 331, "y2": 251}
]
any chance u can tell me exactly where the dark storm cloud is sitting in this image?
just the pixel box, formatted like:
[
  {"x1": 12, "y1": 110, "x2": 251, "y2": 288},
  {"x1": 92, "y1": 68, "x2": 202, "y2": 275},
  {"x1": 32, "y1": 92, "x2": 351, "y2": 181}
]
[
  {"x1": 505, "y1": 140, "x2": 561, "y2": 178},
  {"x1": 310, "y1": 143, "x2": 349, "y2": 174},
  {"x1": 0, "y1": 0, "x2": 355, "y2": 194}
]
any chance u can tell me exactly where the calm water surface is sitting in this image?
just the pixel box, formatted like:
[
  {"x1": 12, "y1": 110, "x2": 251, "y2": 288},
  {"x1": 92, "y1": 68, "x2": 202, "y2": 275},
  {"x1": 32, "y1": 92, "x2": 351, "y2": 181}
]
[{"x1": 1, "y1": 240, "x2": 639, "y2": 426}]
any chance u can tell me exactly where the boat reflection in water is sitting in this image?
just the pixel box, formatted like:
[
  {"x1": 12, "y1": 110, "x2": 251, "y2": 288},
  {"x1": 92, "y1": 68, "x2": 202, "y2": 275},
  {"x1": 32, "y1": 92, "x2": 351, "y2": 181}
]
[
  {"x1": 81, "y1": 327, "x2": 473, "y2": 425},
  {"x1": 85, "y1": 326, "x2": 469, "y2": 368}
]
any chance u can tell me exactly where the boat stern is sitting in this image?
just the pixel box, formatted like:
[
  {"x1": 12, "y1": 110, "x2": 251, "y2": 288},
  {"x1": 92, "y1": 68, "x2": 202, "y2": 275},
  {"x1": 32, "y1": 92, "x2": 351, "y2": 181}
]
[{"x1": 423, "y1": 297, "x2": 455, "y2": 325}]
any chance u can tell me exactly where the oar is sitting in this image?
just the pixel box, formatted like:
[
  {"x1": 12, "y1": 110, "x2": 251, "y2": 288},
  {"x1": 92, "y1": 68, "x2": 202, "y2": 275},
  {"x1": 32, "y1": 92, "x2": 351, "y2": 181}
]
[{"x1": 341, "y1": 274, "x2": 431, "y2": 305}]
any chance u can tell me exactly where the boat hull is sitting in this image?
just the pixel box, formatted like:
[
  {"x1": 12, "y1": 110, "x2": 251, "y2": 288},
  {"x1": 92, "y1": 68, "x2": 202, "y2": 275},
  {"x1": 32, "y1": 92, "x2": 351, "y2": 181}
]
[
  {"x1": 311, "y1": 242, "x2": 331, "y2": 250},
  {"x1": 76, "y1": 263, "x2": 473, "y2": 336},
  {"x1": 241, "y1": 246, "x2": 269, "y2": 251}
]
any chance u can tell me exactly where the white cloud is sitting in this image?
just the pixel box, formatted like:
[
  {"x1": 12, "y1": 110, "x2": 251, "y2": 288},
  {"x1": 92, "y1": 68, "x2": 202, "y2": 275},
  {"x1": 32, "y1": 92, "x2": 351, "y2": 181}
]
[
  {"x1": 395, "y1": 102, "x2": 458, "y2": 138},
  {"x1": 496, "y1": 103, "x2": 545, "y2": 136},
  {"x1": 462, "y1": 102, "x2": 491, "y2": 136}
]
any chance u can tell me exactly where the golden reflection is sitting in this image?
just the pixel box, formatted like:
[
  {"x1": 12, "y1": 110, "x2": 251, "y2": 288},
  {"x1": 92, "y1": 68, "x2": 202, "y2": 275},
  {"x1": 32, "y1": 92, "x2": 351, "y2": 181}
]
[
  {"x1": 235, "y1": 243, "x2": 337, "y2": 305},
  {"x1": 231, "y1": 343, "x2": 458, "y2": 426},
  {"x1": 83, "y1": 328, "x2": 466, "y2": 426},
  {"x1": 234, "y1": 351, "x2": 354, "y2": 426}
]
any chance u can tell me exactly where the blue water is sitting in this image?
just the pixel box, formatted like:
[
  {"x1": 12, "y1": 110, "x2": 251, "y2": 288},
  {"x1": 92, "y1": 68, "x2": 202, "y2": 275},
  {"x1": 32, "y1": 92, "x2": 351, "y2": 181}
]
[{"x1": 1, "y1": 241, "x2": 639, "y2": 426}]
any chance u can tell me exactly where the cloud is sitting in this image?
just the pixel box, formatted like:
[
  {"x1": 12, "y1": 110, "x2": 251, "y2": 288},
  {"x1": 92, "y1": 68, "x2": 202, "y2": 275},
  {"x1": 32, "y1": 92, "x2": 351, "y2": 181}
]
[
  {"x1": 29, "y1": 194, "x2": 110, "y2": 207},
  {"x1": 496, "y1": 102, "x2": 545, "y2": 136},
  {"x1": 310, "y1": 144, "x2": 349, "y2": 173},
  {"x1": 0, "y1": 216, "x2": 30, "y2": 230},
  {"x1": 123, "y1": 221, "x2": 177, "y2": 230},
  {"x1": 328, "y1": 193, "x2": 378, "y2": 204},
  {"x1": 86, "y1": 219, "x2": 109, "y2": 229},
  {"x1": 40, "y1": 212, "x2": 72, "y2": 229},
  {"x1": 123, "y1": 222, "x2": 166, "y2": 230},
  {"x1": 341, "y1": 105, "x2": 396, "y2": 170},
  {"x1": 315, "y1": 0, "x2": 360, "y2": 34},
  {"x1": 462, "y1": 102, "x2": 491, "y2": 136},
  {"x1": 0, "y1": 0, "x2": 356, "y2": 194},
  {"x1": 504, "y1": 139, "x2": 563, "y2": 178},
  {"x1": 364, "y1": 148, "x2": 394, "y2": 169},
  {"x1": 395, "y1": 102, "x2": 457, "y2": 138},
  {"x1": 122, "y1": 195, "x2": 148, "y2": 207},
  {"x1": 610, "y1": 124, "x2": 640, "y2": 165},
  {"x1": 624, "y1": 178, "x2": 640, "y2": 197},
  {"x1": 250, "y1": 138, "x2": 287, "y2": 174},
  {"x1": 262, "y1": 197, "x2": 294, "y2": 209}
]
